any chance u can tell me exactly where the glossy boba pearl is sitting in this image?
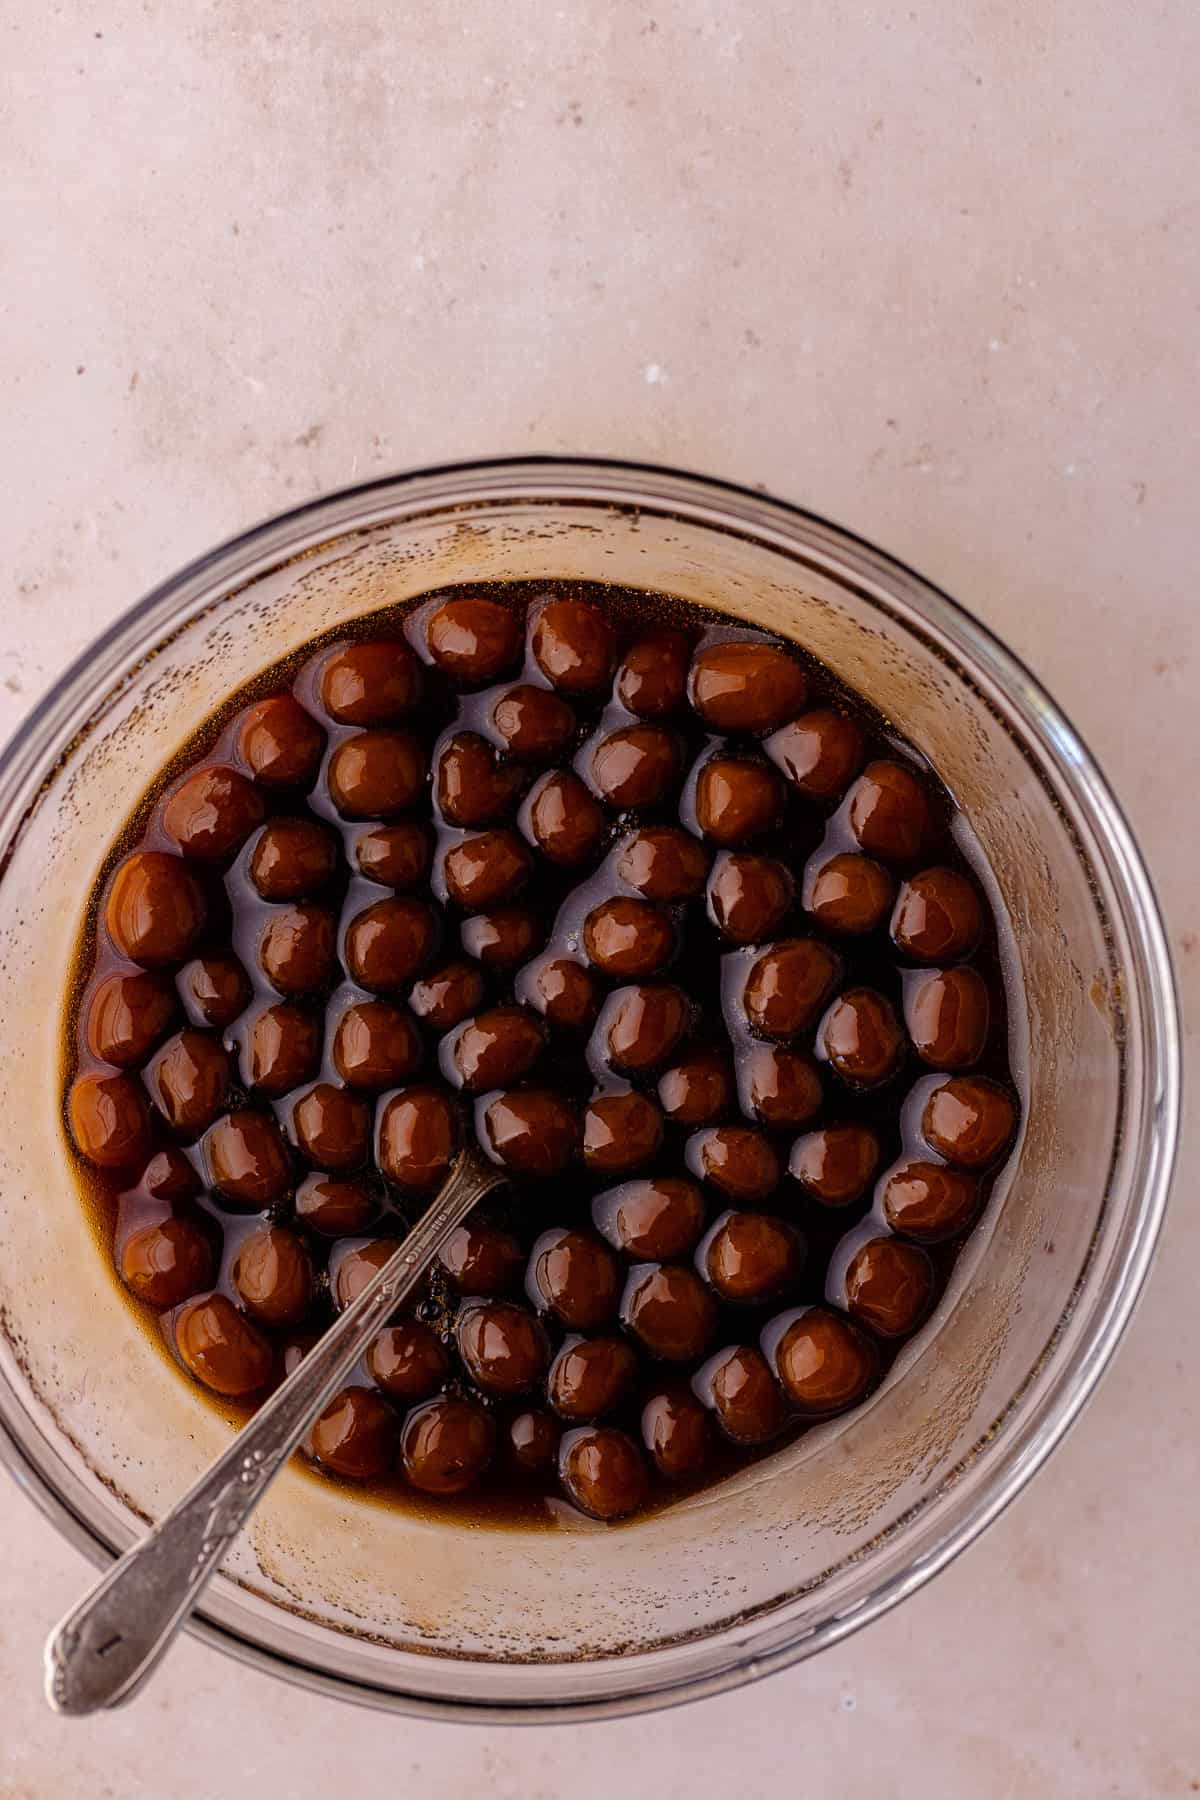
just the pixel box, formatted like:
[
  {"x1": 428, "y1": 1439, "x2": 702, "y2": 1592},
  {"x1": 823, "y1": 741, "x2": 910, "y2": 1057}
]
[
  {"x1": 481, "y1": 1091, "x2": 578, "y2": 1176},
  {"x1": 848, "y1": 760, "x2": 932, "y2": 863},
  {"x1": 105, "y1": 852, "x2": 205, "y2": 966},
  {"x1": 142, "y1": 1147, "x2": 201, "y2": 1200},
  {"x1": 522, "y1": 770, "x2": 605, "y2": 867},
  {"x1": 244, "y1": 1002, "x2": 320, "y2": 1096},
  {"x1": 426, "y1": 596, "x2": 521, "y2": 683},
  {"x1": 456, "y1": 1301, "x2": 549, "y2": 1395},
  {"x1": 559, "y1": 1427, "x2": 647, "y2": 1520},
  {"x1": 842, "y1": 1234, "x2": 934, "y2": 1337},
  {"x1": 509, "y1": 1410, "x2": 560, "y2": 1477},
  {"x1": 549, "y1": 1338, "x2": 638, "y2": 1421},
  {"x1": 582, "y1": 1091, "x2": 664, "y2": 1175},
  {"x1": 174, "y1": 1294, "x2": 272, "y2": 1397},
  {"x1": 772, "y1": 1307, "x2": 876, "y2": 1412},
  {"x1": 623, "y1": 1264, "x2": 717, "y2": 1362},
  {"x1": 707, "y1": 853, "x2": 793, "y2": 943},
  {"x1": 743, "y1": 938, "x2": 840, "y2": 1039},
  {"x1": 408, "y1": 960, "x2": 485, "y2": 1031},
  {"x1": 590, "y1": 724, "x2": 681, "y2": 809},
  {"x1": 615, "y1": 826, "x2": 708, "y2": 901},
  {"x1": 378, "y1": 1087, "x2": 458, "y2": 1190},
  {"x1": 68, "y1": 1071, "x2": 151, "y2": 1169},
  {"x1": 805, "y1": 853, "x2": 893, "y2": 935},
  {"x1": 333, "y1": 1238, "x2": 400, "y2": 1309},
  {"x1": 248, "y1": 818, "x2": 337, "y2": 900},
  {"x1": 401, "y1": 1395, "x2": 494, "y2": 1495},
  {"x1": 344, "y1": 897, "x2": 437, "y2": 991},
  {"x1": 602, "y1": 984, "x2": 689, "y2": 1072},
  {"x1": 436, "y1": 732, "x2": 524, "y2": 826},
  {"x1": 320, "y1": 640, "x2": 420, "y2": 725},
  {"x1": 437, "y1": 1220, "x2": 523, "y2": 1294},
  {"x1": 259, "y1": 903, "x2": 337, "y2": 996},
  {"x1": 583, "y1": 898, "x2": 673, "y2": 978},
  {"x1": 328, "y1": 730, "x2": 425, "y2": 819},
  {"x1": 451, "y1": 1006, "x2": 544, "y2": 1092},
  {"x1": 738, "y1": 1044, "x2": 823, "y2": 1127},
  {"x1": 367, "y1": 1322, "x2": 449, "y2": 1403},
  {"x1": 694, "y1": 757, "x2": 782, "y2": 845},
  {"x1": 764, "y1": 707, "x2": 866, "y2": 799},
  {"x1": 789, "y1": 1125, "x2": 880, "y2": 1205},
  {"x1": 205, "y1": 1108, "x2": 291, "y2": 1208},
  {"x1": 309, "y1": 1387, "x2": 399, "y2": 1480},
  {"x1": 820, "y1": 988, "x2": 904, "y2": 1086},
  {"x1": 891, "y1": 866, "x2": 984, "y2": 961},
  {"x1": 295, "y1": 1172, "x2": 376, "y2": 1236},
  {"x1": 163, "y1": 765, "x2": 264, "y2": 861},
  {"x1": 689, "y1": 641, "x2": 807, "y2": 734},
  {"x1": 922, "y1": 1076, "x2": 1017, "y2": 1168},
  {"x1": 703, "y1": 1212, "x2": 801, "y2": 1304},
  {"x1": 178, "y1": 954, "x2": 251, "y2": 1029},
  {"x1": 658, "y1": 1049, "x2": 733, "y2": 1125},
  {"x1": 443, "y1": 830, "x2": 533, "y2": 910},
  {"x1": 881, "y1": 1160, "x2": 979, "y2": 1241},
  {"x1": 292, "y1": 1082, "x2": 371, "y2": 1170},
  {"x1": 120, "y1": 1218, "x2": 215, "y2": 1308},
  {"x1": 237, "y1": 694, "x2": 325, "y2": 789},
  {"x1": 687, "y1": 1126, "x2": 780, "y2": 1202},
  {"x1": 904, "y1": 966, "x2": 990, "y2": 1068},
  {"x1": 86, "y1": 970, "x2": 175, "y2": 1066},
  {"x1": 521, "y1": 956, "x2": 599, "y2": 1030},
  {"x1": 231, "y1": 1226, "x2": 313, "y2": 1325},
  {"x1": 491, "y1": 684, "x2": 575, "y2": 761},
  {"x1": 642, "y1": 1388, "x2": 712, "y2": 1479},
  {"x1": 704, "y1": 1345, "x2": 788, "y2": 1444},
  {"x1": 528, "y1": 1228, "x2": 619, "y2": 1329},
  {"x1": 332, "y1": 1000, "x2": 421, "y2": 1089},
  {"x1": 353, "y1": 820, "x2": 431, "y2": 889},
  {"x1": 615, "y1": 631, "x2": 691, "y2": 718},
  {"x1": 148, "y1": 1029, "x2": 232, "y2": 1134},
  {"x1": 531, "y1": 598, "x2": 615, "y2": 693},
  {"x1": 461, "y1": 907, "x2": 541, "y2": 968},
  {"x1": 592, "y1": 1176, "x2": 707, "y2": 1260}
]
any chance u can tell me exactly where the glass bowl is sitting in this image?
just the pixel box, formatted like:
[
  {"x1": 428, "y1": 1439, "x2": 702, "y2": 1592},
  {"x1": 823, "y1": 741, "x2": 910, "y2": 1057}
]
[{"x1": 0, "y1": 459, "x2": 1179, "y2": 1722}]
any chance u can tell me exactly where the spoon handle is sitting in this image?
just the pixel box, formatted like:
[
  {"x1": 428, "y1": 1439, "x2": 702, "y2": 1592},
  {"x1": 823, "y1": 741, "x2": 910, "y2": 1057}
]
[{"x1": 45, "y1": 1149, "x2": 504, "y2": 1716}]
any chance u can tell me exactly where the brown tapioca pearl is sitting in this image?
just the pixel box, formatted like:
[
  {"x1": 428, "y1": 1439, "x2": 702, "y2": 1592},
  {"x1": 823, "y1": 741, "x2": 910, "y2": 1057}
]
[
  {"x1": 281, "y1": 1333, "x2": 318, "y2": 1378},
  {"x1": 163, "y1": 765, "x2": 265, "y2": 862},
  {"x1": 583, "y1": 898, "x2": 674, "y2": 978},
  {"x1": 891, "y1": 866, "x2": 984, "y2": 962},
  {"x1": 237, "y1": 695, "x2": 325, "y2": 790},
  {"x1": 68, "y1": 1071, "x2": 152, "y2": 1170},
  {"x1": 205, "y1": 1108, "x2": 291, "y2": 1208},
  {"x1": 105, "y1": 852, "x2": 205, "y2": 966},
  {"x1": 178, "y1": 954, "x2": 251, "y2": 1030},
  {"x1": 481, "y1": 1090, "x2": 578, "y2": 1176},
  {"x1": 309, "y1": 1387, "x2": 398, "y2": 1480},
  {"x1": 522, "y1": 955, "x2": 601, "y2": 1029},
  {"x1": 702, "y1": 1345, "x2": 788, "y2": 1444},
  {"x1": 904, "y1": 966, "x2": 990, "y2": 1069},
  {"x1": 142, "y1": 1147, "x2": 201, "y2": 1201},
  {"x1": 86, "y1": 970, "x2": 176, "y2": 1067},
  {"x1": 435, "y1": 732, "x2": 525, "y2": 826},
  {"x1": 295, "y1": 1172, "x2": 377, "y2": 1236},
  {"x1": 881, "y1": 1160, "x2": 980, "y2": 1242},
  {"x1": 248, "y1": 818, "x2": 338, "y2": 900},
  {"x1": 332, "y1": 1000, "x2": 421, "y2": 1090},
  {"x1": 450, "y1": 1006, "x2": 544, "y2": 1092},
  {"x1": 841, "y1": 1234, "x2": 934, "y2": 1338},
  {"x1": 147, "y1": 1030, "x2": 232, "y2": 1135},
  {"x1": 378, "y1": 1087, "x2": 458, "y2": 1190},
  {"x1": 582, "y1": 1091, "x2": 664, "y2": 1175},
  {"x1": 789, "y1": 1125, "x2": 880, "y2": 1205},
  {"x1": 528, "y1": 1228, "x2": 620, "y2": 1329},
  {"x1": 805, "y1": 853, "x2": 894, "y2": 935},
  {"x1": 530, "y1": 598, "x2": 615, "y2": 694},
  {"x1": 615, "y1": 631, "x2": 691, "y2": 718},
  {"x1": 689, "y1": 641, "x2": 808, "y2": 734},
  {"x1": 491, "y1": 683, "x2": 576, "y2": 762},
  {"x1": 174, "y1": 1293, "x2": 273, "y2": 1397},
  {"x1": 509, "y1": 1409, "x2": 560, "y2": 1476},
  {"x1": 707, "y1": 852, "x2": 793, "y2": 943},
  {"x1": 922, "y1": 1076, "x2": 1017, "y2": 1169},
  {"x1": 367, "y1": 1322, "x2": 449, "y2": 1403},
  {"x1": 657, "y1": 1050, "x2": 733, "y2": 1126},
  {"x1": 764, "y1": 707, "x2": 866, "y2": 799},
  {"x1": 548, "y1": 1338, "x2": 638, "y2": 1421},
  {"x1": 642, "y1": 1387, "x2": 713, "y2": 1480},
  {"x1": 259, "y1": 903, "x2": 338, "y2": 996},
  {"x1": 521, "y1": 770, "x2": 605, "y2": 867},
  {"x1": 615, "y1": 826, "x2": 709, "y2": 901},
  {"x1": 559, "y1": 1426, "x2": 647, "y2": 1520},
  {"x1": 426, "y1": 596, "x2": 522, "y2": 683},
  {"x1": 437, "y1": 1221, "x2": 523, "y2": 1294},
  {"x1": 820, "y1": 988, "x2": 904, "y2": 1087},
  {"x1": 328, "y1": 730, "x2": 425, "y2": 819},
  {"x1": 593, "y1": 1176, "x2": 707, "y2": 1261},
  {"x1": 401, "y1": 1395, "x2": 495, "y2": 1495},
  {"x1": 332, "y1": 1237, "x2": 401, "y2": 1310},
  {"x1": 590, "y1": 724, "x2": 682, "y2": 809},
  {"x1": 231, "y1": 1226, "x2": 313, "y2": 1326},
  {"x1": 703, "y1": 1211, "x2": 803, "y2": 1304},
  {"x1": 353, "y1": 820, "x2": 432, "y2": 889},
  {"x1": 738, "y1": 1044, "x2": 823, "y2": 1128},
  {"x1": 344, "y1": 897, "x2": 437, "y2": 992},
  {"x1": 243, "y1": 1002, "x2": 320, "y2": 1096},
  {"x1": 408, "y1": 960, "x2": 485, "y2": 1031},
  {"x1": 622, "y1": 1264, "x2": 717, "y2": 1362},
  {"x1": 442, "y1": 830, "x2": 533, "y2": 911},
  {"x1": 460, "y1": 907, "x2": 541, "y2": 968},
  {"x1": 848, "y1": 760, "x2": 932, "y2": 863},
  {"x1": 694, "y1": 757, "x2": 783, "y2": 845},
  {"x1": 292, "y1": 1082, "x2": 371, "y2": 1171},
  {"x1": 687, "y1": 1126, "x2": 780, "y2": 1202},
  {"x1": 456, "y1": 1301, "x2": 549, "y2": 1395},
  {"x1": 771, "y1": 1307, "x2": 876, "y2": 1412},
  {"x1": 319, "y1": 640, "x2": 421, "y2": 725},
  {"x1": 120, "y1": 1218, "x2": 215, "y2": 1308},
  {"x1": 743, "y1": 938, "x2": 840, "y2": 1040},
  {"x1": 602, "y1": 984, "x2": 689, "y2": 1073}
]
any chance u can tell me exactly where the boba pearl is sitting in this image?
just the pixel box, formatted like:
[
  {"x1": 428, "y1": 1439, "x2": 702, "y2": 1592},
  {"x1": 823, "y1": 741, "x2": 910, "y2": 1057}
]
[
  {"x1": 623, "y1": 1264, "x2": 717, "y2": 1361},
  {"x1": 309, "y1": 1387, "x2": 399, "y2": 1480},
  {"x1": 704, "y1": 1345, "x2": 788, "y2": 1444},
  {"x1": 602, "y1": 984, "x2": 689, "y2": 1072},
  {"x1": 426, "y1": 597, "x2": 521, "y2": 683},
  {"x1": 524, "y1": 956, "x2": 601, "y2": 1029},
  {"x1": 333, "y1": 1238, "x2": 400, "y2": 1310},
  {"x1": 408, "y1": 960, "x2": 485, "y2": 1031},
  {"x1": 788, "y1": 1125, "x2": 880, "y2": 1205},
  {"x1": 105, "y1": 851, "x2": 205, "y2": 966},
  {"x1": 848, "y1": 760, "x2": 932, "y2": 863},
  {"x1": 491, "y1": 684, "x2": 575, "y2": 761},
  {"x1": 436, "y1": 732, "x2": 525, "y2": 826},
  {"x1": 248, "y1": 818, "x2": 338, "y2": 900},
  {"x1": 583, "y1": 898, "x2": 673, "y2": 978},
  {"x1": 86, "y1": 969, "x2": 175, "y2": 1066},
  {"x1": 549, "y1": 1338, "x2": 637, "y2": 1420},
  {"x1": 205, "y1": 1108, "x2": 292, "y2": 1208},
  {"x1": 231, "y1": 1226, "x2": 313, "y2": 1326},
  {"x1": 119, "y1": 1218, "x2": 215, "y2": 1309},
  {"x1": 881, "y1": 1160, "x2": 980, "y2": 1241},
  {"x1": 163, "y1": 765, "x2": 264, "y2": 861},
  {"x1": 237, "y1": 694, "x2": 326, "y2": 789},
  {"x1": 295, "y1": 1172, "x2": 376, "y2": 1237},
  {"x1": 178, "y1": 954, "x2": 251, "y2": 1029},
  {"x1": 694, "y1": 757, "x2": 782, "y2": 845},
  {"x1": 292, "y1": 1082, "x2": 371, "y2": 1171},
  {"x1": 531, "y1": 599, "x2": 615, "y2": 693},
  {"x1": 687, "y1": 1126, "x2": 780, "y2": 1202},
  {"x1": 657, "y1": 1049, "x2": 733, "y2": 1125},
  {"x1": 764, "y1": 707, "x2": 866, "y2": 799},
  {"x1": 615, "y1": 631, "x2": 691, "y2": 718},
  {"x1": 592, "y1": 1177, "x2": 707, "y2": 1261},
  {"x1": 367, "y1": 1322, "x2": 449, "y2": 1403},
  {"x1": 332, "y1": 1000, "x2": 422, "y2": 1089},
  {"x1": 456, "y1": 1301, "x2": 549, "y2": 1395},
  {"x1": 353, "y1": 820, "x2": 431, "y2": 889},
  {"x1": 559, "y1": 1427, "x2": 647, "y2": 1520},
  {"x1": 437, "y1": 1220, "x2": 523, "y2": 1294},
  {"x1": 377, "y1": 1087, "x2": 458, "y2": 1190},
  {"x1": 805, "y1": 852, "x2": 893, "y2": 935},
  {"x1": 481, "y1": 1091, "x2": 578, "y2": 1176},
  {"x1": 319, "y1": 640, "x2": 420, "y2": 725},
  {"x1": 582, "y1": 1091, "x2": 665, "y2": 1174},
  {"x1": 281, "y1": 1335, "x2": 317, "y2": 1378},
  {"x1": 142, "y1": 1147, "x2": 201, "y2": 1201},
  {"x1": 590, "y1": 724, "x2": 682, "y2": 809},
  {"x1": 528, "y1": 1228, "x2": 619, "y2": 1329},
  {"x1": 148, "y1": 1029, "x2": 232, "y2": 1134},
  {"x1": 820, "y1": 988, "x2": 904, "y2": 1086},
  {"x1": 743, "y1": 938, "x2": 840, "y2": 1040},
  {"x1": 703, "y1": 1211, "x2": 802, "y2": 1304},
  {"x1": 772, "y1": 1307, "x2": 876, "y2": 1412},
  {"x1": 401, "y1": 1395, "x2": 495, "y2": 1495},
  {"x1": 244, "y1": 1002, "x2": 321, "y2": 1096},
  {"x1": 922, "y1": 1076, "x2": 1017, "y2": 1168},
  {"x1": 841, "y1": 1234, "x2": 934, "y2": 1337},
  {"x1": 327, "y1": 730, "x2": 425, "y2": 819},
  {"x1": 258, "y1": 903, "x2": 338, "y2": 995},
  {"x1": 707, "y1": 852, "x2": 793, "y2": 943},
  {"x1": 642, "y1": 1387, "x2": 712, "y2": 1479},
  {"x1": 68, "y1": 1071, "x2": 151, "y2": 1169},
  {"x1": 344, "y1": 897, "x2": 437, "y2": 991},
  {"x1": 891, "y1": 866, "x2": 984, "y2": 962},
  {"x1": 522, "y1": 770, "x2": 605, "y2": 866},
  {"x1": 689, "y1": 641, "x2": 807, "y2": 734},
  {"x1": 509, "y1": 1410, "x2": 560, "y2": 1476},
  {"x1": 738, "y1": 1044, "x2": 823, "y2": 1128},
  {"x1": 615, "y1": 826, "x2": 708, "y2": 901},
  {"x1": 443, "y1": 830, "x2": 533, "y2": 910},
  {"x1": 450, "y1": 1006, "x2": 545, "y2": 1092},
  {"x1": 461, "y1": 907, "x2": 542, "y2": 968},
  {"x1": 904, "y1": 966, "x2": 990, "y2": 1069},
  {"x1": 174, "y1": 1294, "x2": 273, "y2": 1397}
]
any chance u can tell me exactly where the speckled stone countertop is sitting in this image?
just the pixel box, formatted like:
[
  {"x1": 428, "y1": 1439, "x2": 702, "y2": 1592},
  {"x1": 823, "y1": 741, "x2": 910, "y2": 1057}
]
[{"x1": 2, "y1": 2, "x2": 1196, "y2": 1794}]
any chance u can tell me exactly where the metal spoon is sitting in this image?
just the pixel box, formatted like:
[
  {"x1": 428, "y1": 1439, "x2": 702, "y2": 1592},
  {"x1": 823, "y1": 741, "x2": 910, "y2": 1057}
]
[{"x1": 45, "y1": 1147, "x2": 506, "y2": 1716}]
